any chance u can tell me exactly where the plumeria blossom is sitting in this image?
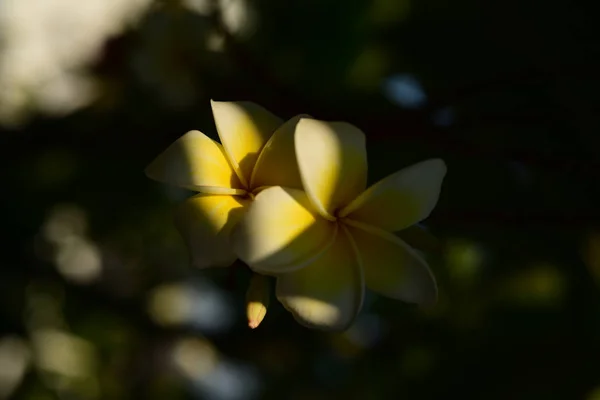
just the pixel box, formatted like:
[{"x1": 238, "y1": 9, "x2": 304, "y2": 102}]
[
  {"x1": 145, "y1": 100, "x2": 307, "y2": 267},
  {"x1": 145, "y1": 100, "x2": 306, "y2": 327},
  {"x1": 231, "y1": 118, "x2": 447, "y2": 331}
]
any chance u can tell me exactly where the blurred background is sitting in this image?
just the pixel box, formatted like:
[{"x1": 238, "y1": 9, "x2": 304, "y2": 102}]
[{"x1": 1, "y1": 0, "x2": 599, "y2": 399}]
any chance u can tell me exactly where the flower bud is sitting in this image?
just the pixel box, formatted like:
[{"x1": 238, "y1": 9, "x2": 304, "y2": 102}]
[{"x1": 246, "y1": 274, "x2": 270, "y2": 329}]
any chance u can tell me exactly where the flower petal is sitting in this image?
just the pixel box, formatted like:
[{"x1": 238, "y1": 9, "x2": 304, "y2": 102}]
[
  {"x1": 344, "y1": 220, "x2": 437, "y2": 305},
  {"x1": 249, "y1": 115, "x2": 309, "y2": 190},
  {"x1": 231, "y1": 186, "x2": 337, "y2": 274},
  {"x1": 211, "y1": 100, "x2": 283, "y2": 188},
  {"x1": 145, "y1": 130, "x2": 244, "y2": 194},
  {"x1": 340, "y1": 159, "x2": 447, "y2": 232},
  {"x1": 294, "y1": 118, "x2": 367, "y2": 220},
  {"x1": 276, "y1": 227, "x2": 364, "y2": 331},
  {"x1": 175, "y1": 194, "x2": 250, "y2": 268},
  {"x1": 396, "y1": 224, "x2": 442, "y2": 255}
]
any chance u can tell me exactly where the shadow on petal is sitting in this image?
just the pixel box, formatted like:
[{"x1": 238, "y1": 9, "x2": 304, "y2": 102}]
[
  {"x1": 231, "y1": 187, "x2": 337, "y2": 274},
  {"x1": 345, "y1": 221, "x2": 437, "y2": 306},
  {"x1": 175, "y1": 194, "x2": 250, "y2": 268},
  {"x1": 275, "y1": 229, "x2": 364, "y2": 331}
]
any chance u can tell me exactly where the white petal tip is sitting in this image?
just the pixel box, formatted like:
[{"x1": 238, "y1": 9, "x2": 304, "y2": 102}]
[
  {"x1": 296, "y1": 118, "x2": 338, "y2": 133},
  {"x1": 209, "y1": 99, "x2": 228, "y2": 112},
  {"x1": 429, "y1": 158, "x2": 447, "y2": 174},
  {"x1": 144, "y1": 159, "x2": 161, "y2": 182},
  {"x1": 144, "y1": 166, "x2": 153, "y2": 180}
]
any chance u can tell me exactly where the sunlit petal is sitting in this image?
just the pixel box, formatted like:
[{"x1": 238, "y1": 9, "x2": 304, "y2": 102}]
[
  {"x1": 276, "y1": 227, "x2": 364, "y2": 331},
  {"x1": 145, "y1": 130, "x2": 244, "y2": 194},
  {"x1": 231, "y1": 186, "x2": 337, "y2": 274},
  {"x1": 211, "y1": 100, "x2": 283, "y2": 187},
  {"x1": 250, "y1": 115, "x2": 309, "y2": 190},
  {"x1": 294, "y1": 118, "x2": 367, "y2": 220},
  {"x1": 340, "y1": 159, "x2": 446, "y2": 231},
  {"x1": 345, "y1": 220, "x2": 437, "y2": 305},
  {"x1": 175, "y1": 194, "x2": 250, "y2": 268}
]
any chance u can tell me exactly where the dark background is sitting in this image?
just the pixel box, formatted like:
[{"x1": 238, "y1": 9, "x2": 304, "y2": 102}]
[{"x1": 1, "y1": 0, "x2": 599, "y2": 399}]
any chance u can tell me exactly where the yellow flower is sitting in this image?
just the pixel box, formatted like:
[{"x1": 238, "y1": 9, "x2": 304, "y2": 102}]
[
  {"x1": 145, "y1": 100, "x2": 305, "y2": 269},
  {"x1": 231, "y1": 118, "x2": 447, "y2": 331}
]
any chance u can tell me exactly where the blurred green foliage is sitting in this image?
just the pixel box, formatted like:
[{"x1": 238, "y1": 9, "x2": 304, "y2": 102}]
[{"x1": 1, "y1": 0, "x2": 599, "y2": 399}]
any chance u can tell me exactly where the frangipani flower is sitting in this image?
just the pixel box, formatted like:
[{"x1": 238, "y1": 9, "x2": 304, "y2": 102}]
[
  {"x1": 145, "y1": 100, "x2": 305, "y2": 269},
  {"x1": 231, "y1": 119, "x2": 447, "y2": 331},
  {"x1": 145, "y1": 100, "x2": 305, "y2": 328}
]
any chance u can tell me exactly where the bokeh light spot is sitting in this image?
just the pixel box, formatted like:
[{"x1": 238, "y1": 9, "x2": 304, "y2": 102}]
[
  {"x1": 383, "y1": 74, "x2": 427, "y2": 109},
  {"x1": 0, "y1": 336, "x2": 31, "y2": 399}
]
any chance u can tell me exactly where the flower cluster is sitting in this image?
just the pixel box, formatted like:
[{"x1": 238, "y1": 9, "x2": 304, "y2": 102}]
[{"x1": 145, "y1": 101, "x2": 447, "y2": 331}]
